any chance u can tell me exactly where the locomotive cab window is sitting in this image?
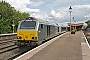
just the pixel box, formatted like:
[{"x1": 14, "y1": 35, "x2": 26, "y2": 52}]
[{"x1": 20, "y1": 21, "x2": 36, "y2": 29}]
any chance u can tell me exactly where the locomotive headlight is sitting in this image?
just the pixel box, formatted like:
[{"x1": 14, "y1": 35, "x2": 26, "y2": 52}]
[
  {"x1": 17, "y1": 36, "x2": 22, "y2": 39},
  {"x1": 35, "y1": 37, "x2": 37, "y2": 40},
  {"x1": 32, "y1": 37, "x2": 34, "y2": 39},
  {"x1": 32, "y1": 37, "x2": 37, "y2": 40}
]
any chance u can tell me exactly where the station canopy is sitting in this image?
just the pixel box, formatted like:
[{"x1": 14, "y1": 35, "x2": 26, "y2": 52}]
[{"x1": 68, "y1": 23, "x2": 83, "y2": 27}]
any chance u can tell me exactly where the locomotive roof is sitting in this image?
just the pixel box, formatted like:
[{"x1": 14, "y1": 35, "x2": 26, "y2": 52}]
[
  {"x1": 21, "y1": 17, "x2": 60, "y2": 26},
  {"x1": 24, "y1": 17, "x2": 45, "y2": 23}
]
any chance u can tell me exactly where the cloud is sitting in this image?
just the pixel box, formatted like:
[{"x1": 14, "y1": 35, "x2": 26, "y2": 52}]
[
  {"x1": 49, "y1": 10, "x2": 63, "y2": 19},
  {"x1": 46, "y1": 0, "x2": 75, "y2": 9},
  {"x1": 4, "y1": 0, "x2": 40, "y2": 13},
  {"x1": 72, "y1": 5, "x2": 90, "y2": 21},
  {"x1": 57, "y1": 5, "x2": 90, "y2": 22},
  {"x1": 84, "y1": 14, "x2": 90, "y2": 17},
  {"x1": 30, "y1": 12, "x2": 48, "y2": 19},
  {"x1": 2, "y1": 0, "x2": 90, "y2": 26},
  {"x1": 45, "y1": 4, "x2": 90, "y2": 26},
  {"x1": 30, "y1": 1, "x2": 44, "y2": 6}
]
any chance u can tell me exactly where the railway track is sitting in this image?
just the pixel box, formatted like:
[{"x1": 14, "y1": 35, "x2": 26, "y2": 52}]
[
  {"x1": 0, "y1": 45, "x2": 35, "y2": 60},
  {"x1": 0, "y1": 39, "x2": 16, "y2": 44},
  {"x1": 0, "y1": 34, "x2": 17, "y2": 60},
  {"x1": 0, "y1": 33, "x2": 62, "y2": 60},
  {"x1": 0, "y1": 45, "x2": 17, "y2": 54},
  {"x1": 0, "y1": 39, "x2": 16, "y2": 49},
  {"x1": 0, "y1": 39, "x2": 18, "y2": 60},
  {"x1": 0, "y1": 47, "x2": 18, "y2": 60},
  {"x1": 0, "y1": 33, "x2": 33, "y2": 60},
  {"x1": 7, "y1": 46, "x2": 35, "y2": 60},
  {"x1": 0, "y1": 37, "x2": 36, "y2": 60}
]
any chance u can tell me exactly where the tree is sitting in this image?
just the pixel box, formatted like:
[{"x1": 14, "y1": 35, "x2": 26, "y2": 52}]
[
  {"x1": 0, "y1": 1, "x2": 30, "y2": 34},
  {"x1": 85, "y1": 20, "x2": 90, "y2": 28}
]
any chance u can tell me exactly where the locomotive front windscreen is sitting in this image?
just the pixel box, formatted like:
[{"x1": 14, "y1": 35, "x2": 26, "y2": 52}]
[{"x1": 20, "y1": 21, "x2": 36, "y2": 29}]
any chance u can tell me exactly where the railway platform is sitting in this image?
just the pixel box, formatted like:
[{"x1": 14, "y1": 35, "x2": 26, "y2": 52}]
[{"x1": 14, "y1": 31, "x2": 90, "y2": 60}]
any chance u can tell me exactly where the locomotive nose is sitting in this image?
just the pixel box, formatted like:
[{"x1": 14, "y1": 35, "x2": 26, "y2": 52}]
[
  {"x1": 25, "y1": 35, "x2": 28, "y2": 38},
  {"x1": 17, "y1": 31, "x2": 38, "y2": 41}
]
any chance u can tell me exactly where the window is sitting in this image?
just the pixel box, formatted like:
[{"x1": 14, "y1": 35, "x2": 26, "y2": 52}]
[
  {"x1": 41, "y1": 24, "x2": 43, "y2": 29},
  {"x1": 20, "y1": 21, "x2": 36, "y2": 29},
  {"x1": 58, "y1": 27, "x2": 59, "y2": 32}
]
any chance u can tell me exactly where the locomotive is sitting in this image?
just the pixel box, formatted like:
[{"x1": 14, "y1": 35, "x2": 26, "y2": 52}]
[{"x1": 15, "y1": 17, "x2": 66, "y2": 47}]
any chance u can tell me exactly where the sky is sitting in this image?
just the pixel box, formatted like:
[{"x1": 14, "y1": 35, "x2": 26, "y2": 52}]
[{"x1": 1, "y1": 0, "x2": 90, "y2": 26}]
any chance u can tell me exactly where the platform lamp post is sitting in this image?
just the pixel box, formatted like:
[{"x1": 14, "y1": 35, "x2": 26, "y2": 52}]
[
  {"x1": 73, "y1": 17, "x2": 76, "y2": 31},
  {"x1": 12, "y1": 16, "x2": 15, "y2": 33},
  {"x1": 73, "y1": 17, "x2": 74, "y2": 30},
  {"x1": 69, "y1": 6, "x2": 72, "y2": 38},
  {"x1": 12, "y1": 7, "x2": 15, "y2": 33}
]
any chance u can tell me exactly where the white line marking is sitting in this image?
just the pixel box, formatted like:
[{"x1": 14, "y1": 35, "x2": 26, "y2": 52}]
[
  {"x1": 13, "y1": 32, "x2": 67, "y2": 60},
  {"x1": 82, "y1": 31, "x2": 90, "y2": 48}
]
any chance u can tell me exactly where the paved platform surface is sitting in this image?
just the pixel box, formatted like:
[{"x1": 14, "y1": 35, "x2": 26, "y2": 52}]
[
  {"x1": 26, "y1": 31, "x2": 90, "y2": 60},
  {"x1": 15, "y1": 31, "x2": 90, "y2": 60}
]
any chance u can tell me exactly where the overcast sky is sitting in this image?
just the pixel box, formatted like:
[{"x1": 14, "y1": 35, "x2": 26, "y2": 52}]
[{"x1": 2, "y1": 0, "x2": 90, "y2": 26}]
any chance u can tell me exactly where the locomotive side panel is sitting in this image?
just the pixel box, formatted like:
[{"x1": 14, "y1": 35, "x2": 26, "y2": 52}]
[
  {"x1": 59, "y1": 26, "x2": 62, "y2": 34},
  {"x1": 38, "y1": 24, "x2": 45, "y2": 44},
  {"x1": 50, "y1": 25, "x2": 56, "y2": 37}
]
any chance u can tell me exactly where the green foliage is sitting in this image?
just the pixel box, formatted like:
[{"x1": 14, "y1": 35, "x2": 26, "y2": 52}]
[
  {"x1": 0, "y1": 1, "x2": 30, "y2": 34},
  {"x1": 85, "y1": 20, "x2": 90, "y2": 28},
  {"x1": 71, "y1": 29, "x2": 75, "y2": 32}
]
